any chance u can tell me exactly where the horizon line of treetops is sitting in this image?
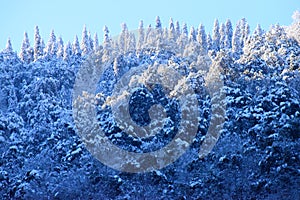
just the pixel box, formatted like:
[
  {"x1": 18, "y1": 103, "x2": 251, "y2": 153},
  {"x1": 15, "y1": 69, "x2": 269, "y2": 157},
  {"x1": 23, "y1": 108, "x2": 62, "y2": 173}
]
[{"x1": 1, "y1": 16, "x2": 270, "y2": 63}]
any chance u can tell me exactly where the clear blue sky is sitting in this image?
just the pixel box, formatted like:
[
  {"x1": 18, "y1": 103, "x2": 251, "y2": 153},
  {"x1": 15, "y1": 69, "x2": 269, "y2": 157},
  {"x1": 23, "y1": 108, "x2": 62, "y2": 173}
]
[{"x1": 1, "y1": 0, "x2": 299, "y2": 52}]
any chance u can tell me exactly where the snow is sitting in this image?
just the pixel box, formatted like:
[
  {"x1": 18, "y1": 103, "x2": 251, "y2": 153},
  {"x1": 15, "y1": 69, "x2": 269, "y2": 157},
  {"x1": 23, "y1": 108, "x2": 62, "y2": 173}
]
[{"x1": 0, "y1": 16, "x2": 299, "y2": 199}]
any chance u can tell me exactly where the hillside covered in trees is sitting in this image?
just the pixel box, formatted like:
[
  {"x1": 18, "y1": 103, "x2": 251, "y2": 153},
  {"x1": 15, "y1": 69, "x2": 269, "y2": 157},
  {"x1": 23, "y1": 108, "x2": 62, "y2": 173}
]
[{"x1": 0, "y1": 13, "x2": 300, "y2": 199}]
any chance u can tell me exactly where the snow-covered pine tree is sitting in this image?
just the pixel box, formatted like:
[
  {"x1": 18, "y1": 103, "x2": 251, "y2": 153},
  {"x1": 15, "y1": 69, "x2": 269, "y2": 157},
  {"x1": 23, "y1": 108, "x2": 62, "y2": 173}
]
[
  {"x1": 34, "y1": 26, "x2": 43, "y2": 60},
  {"x1": 287, "y1": 10, "x2": 300, "y2": 44},
  {"x1": 93, "y1": 33, "x2": 99, "y2": 52},
  {"x1": 220, "y1": 23, "x2": 226, "y2": 50},
  {"x1": 63, "y1": 41, "x2": 72, "y2": 62},
  {"x1": 224, "y1": 19, "x2": 233, "y2": 49},
  {"x1": 176, "y1": 24, "x2": 188, "y2": 54},
  {"x1": 45, "y1": 30, "x2": 57, "y2": 56},
  {"x1": 137, "y1": 20, "x2": 145, "y2": 50},
  {"x1": 80, "y1": 25, "x2": 91, "y2": 56},
  {"x1": 102, "y1": 26, "x2": 113, "y2": 61},
  {"x1": 182, "y1": 23, "x2": 188, "y2": 37},
  {"x1": 212, "y1": 19, "x2": 221, "y2": 51},
  {"x1": 188, "y1": 26, "x2": 196, "y2": 42},
  {"x1": 155, "y1": 16, "x2": 162, "y2": 34},
  {"x1": 197, "y1": 24, "x2": 207, "y2": 53},
  {"x1": 232, "y1": 20, "x2": 242, "y2": 57},
  {"x1": 127, "y1": 32, "x2": 136, "y2": 52},
  {"x1": 175, "y1": 21, "x2": 180, "y2": 39},
  {"x1": 72, "y1": 35, "x2": 81, "y2": 56},
  {"x1": 20, "y1": 32, "x2": 33, "y2": 63},
  {"x1": 4, "y1": 38, "x2": 13, "y2": 54},
  {"x1": 168, "y1": 18, "x2": 176, "y2": 42},
  {"x1": 88, "y1": 31, "x2": 94, "y2": 53},
  {"x1": 56, "y1": 36, "x2": 64, "y2": 58},
  {"x1": 207, "y1": 33, "x2": 212, "y2": 51},
  {"x1": 253, "y1": 24, "x2": 263, "y2": 37},
  {"x1": 119, "y1": 23, "x2": 129, "y2": 53}
]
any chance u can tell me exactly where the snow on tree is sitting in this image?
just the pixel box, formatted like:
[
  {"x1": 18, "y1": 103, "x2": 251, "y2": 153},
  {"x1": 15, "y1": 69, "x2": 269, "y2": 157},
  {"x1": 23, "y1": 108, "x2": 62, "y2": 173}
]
[
  {"x1": 45, "y1": 30, "x2": 57, "y2": 56},
  {"x1": 219, "y1": 23, "x2": 226, "y2": 50},
  {"x1": 80, "y1": 25, "x2": 91, "y2": 55},
  {"x1": 3, "y1": 38, "x2": 13, "y2": 54},
  {"x1": 253, "y1": 24, "x2": 263, "y2": 37},
  {"x1": 93, "y1": 33, "x2": 100, "y2": 52},
  {"x1": 1, "y1": 17, "x2": 300, "y2": 199},
  {"x1": 244, "y1": 23, "x2": 250, "y2": 45},
  {"x1": 232, "y1": 20, "x2": 243, "y2": 56},
  {"x1": 197, "y1": 24, "x2": 207, "y2": 53},
  {"x1": 168, "y1": 18, "x2": 176, "y2": 42},
  {"x1": 118, "y1": 23, "x2": 129, "y2": 53},
  {"x1": 63, "y1": 41, "x2": 72, "y2": 61},
  {"x1": 145, "y1": 24, "x2": 156, "y2": 47},
  {"x1": 102, "y1": 26, "x2": 113, "y2": 61},
  {"x1": 188, "y1": 26, "x2": 196, "y2": 42},
  {"x1": 207, "y1": 33, "x2": 212, "y2": 51},
  {"x1": 127, "y1": 32, "x2": 136, "y2": 52},
  {"x1": 20, "y1": 32, "x2": 33, "y2": 63},
  {"x1": 175, "y1": 21, "x2": 180, "y2": 39},
  {"x1": 224, "y1": 19, "x2": 233, "y2": 49},
  {"x1": 155, "y1": 16, "x2": 162, "y2": 33},
  {"x1": 176, "y1": 25, "x2": 188, "y2": 54},
  {"x1": 72, "y1": 35, "x2": 81, "y2": 56},
  {"x1": 238, "y1": 18, "x2": 250, "y2": 48},
  {"x1": 88, "y1": 31, "x2": 94, "y2": 53},
  {"x1": 56, "y1": 36, "x2": 64, "y2": 58},
  {"x1": 212, "y1": 19, "x2": 220, "y2": 51},
  {"x1": 287, "y1": 10, "x2": 300, "y2": 44},
  {"x1": 137, "y1": 20, "x2": 145, "y2": 50},
  {"x1": 182, "y1": 23, "x2": 188, "y2": 37},
  {"x1": 242, "y1": 24, "x2": 265, "y2": 59},
  {"x1": 34, "y1": 26, "x2": 43, "y2": 60}
]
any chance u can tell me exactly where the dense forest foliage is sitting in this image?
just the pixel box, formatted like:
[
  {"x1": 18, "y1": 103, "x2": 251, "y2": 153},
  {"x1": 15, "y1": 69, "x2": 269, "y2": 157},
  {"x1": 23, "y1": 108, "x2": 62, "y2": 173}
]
[{"x1": 0, "y1": 14, "x2": 299, "y2": 199}]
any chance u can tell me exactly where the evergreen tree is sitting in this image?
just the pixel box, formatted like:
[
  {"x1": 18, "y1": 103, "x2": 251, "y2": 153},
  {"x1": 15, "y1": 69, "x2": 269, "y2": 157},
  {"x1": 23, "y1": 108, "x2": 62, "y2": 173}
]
[
  {"x1": 93, "y1": 33, "x2": 99, "y2": 52},
  {"x1": 239, "y1": 18, "x2": 250, "y2": 47},
  {"x1": 244, "y1": 23, "x2": 250, "y2": 45},
  {"x1": 182, "y1": 23, "x2": 188, "y2": 37},
  {"x1": 20, "y1": 32, "x2": 32, "y2": 63},
  {"x1": 207, "y1": 33, "x2": 212, "y2": 50},
  {"x1": 197, "y1": 24, "x2": 207, "y2": 53},
  {"x1": 189, "y1": 26, "x2": 196, "y2": 42},
  {"x1": 80, "y1": 25, "x2": 91, "y2": 55},
  {"x1": 137, "y1": 20, "x2": 145, "y2": 49},
  {"x1": 57, "y1": 36, "x2": 64, "y2": 58},
  {"x1": 145, "y1": 24, "x2": 156, "y2": 46},
  {"x1": 220, "y1": 23, "x2": 226, "y2": 50},
  {"x1": 72, "y1": 35, "x2": 81, "y2": 56},
  {"x1": 45, "y1": 30, "x2": 57, "y2": 56},
  {"x1": 168, "y1": 18, "x2": 176, "y2": 42},
  {"x1": 232, "y1": 20, "x2": 242, "y2": 56},
  {"x1": 34, "y1": 26, "x2": 43, "y2": 60},
  {"x1": 175, "y1": 21, "x2": 180, "y2": 39},
  {"x1": 287, "y1": 10, "x2": 300, "y2": 44},
  {"x1": 88, "y1": 31, "x2": 94, "y2": 53},
  {"x1": 155, "y1": 16, "x2": 162, "y2": 30},
  {"x1": 63, "y1": 41, "x2": 72, "y2": 61},
  {"x1": 4, "y1": 38, "x2": 13, "y2": 54},
  {"x1": 119, "y1": 23, "x2": 129, "y2": 53},
  {"x1": 212, "y1": 19, "x2": 220, "y2": 51},
  {"x1": 253, "y1": 24, "x2": 263, "y2": 37},
  {"x1": 176, "y1": 27, "x2": 188, "y2": 55},
  {"x1": 102, "y1": 26, "x2": 113, "y2": 61},
  {"x1": 224, "y1": 19, "x2": 233, "y2": 49},
  {"x1": 127, "y1": 32, "x2": 136, "y2": 52}
]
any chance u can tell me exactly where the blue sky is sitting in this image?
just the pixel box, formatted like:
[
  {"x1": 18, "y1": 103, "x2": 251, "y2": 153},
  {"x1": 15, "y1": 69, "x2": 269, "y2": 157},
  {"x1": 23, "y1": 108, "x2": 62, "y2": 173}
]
[{"x1": 1, "y1": 0, "x2": 299, "y2": 52}]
